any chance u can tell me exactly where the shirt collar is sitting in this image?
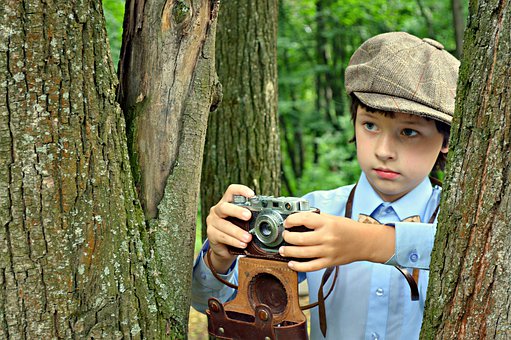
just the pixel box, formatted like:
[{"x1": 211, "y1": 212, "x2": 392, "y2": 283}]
[{"x1": 352, "y1": 172, "x2": 433, "y2": 221}]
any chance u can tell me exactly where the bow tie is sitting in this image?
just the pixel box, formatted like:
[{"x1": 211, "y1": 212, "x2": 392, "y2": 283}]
[{"x1": 358, "y1": 213, "x2": 421, "y2": 224}]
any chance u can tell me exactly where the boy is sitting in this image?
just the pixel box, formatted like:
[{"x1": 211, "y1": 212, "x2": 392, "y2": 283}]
[{"x1": 191, "y1": 32, "x2": 460, "y2": 339}]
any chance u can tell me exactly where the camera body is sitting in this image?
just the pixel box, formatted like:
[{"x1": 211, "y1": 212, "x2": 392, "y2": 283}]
[{"x1": 228, "y1": 195, "x2": 318, "y2": 261}]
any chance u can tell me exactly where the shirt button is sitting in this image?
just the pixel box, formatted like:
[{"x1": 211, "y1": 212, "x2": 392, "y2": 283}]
[
  {"x1": 371, "y1": 332, "x2": 380, "y2": 340},
  {"x1": 375, "y1": 288, "x2": 384, "y2": 296},
  {"x1": 409, "y1": 252, "x2": 419, "y2": 262},
  {"x1": 201, "y1": 273, "x2": 207, "y2": 280}
]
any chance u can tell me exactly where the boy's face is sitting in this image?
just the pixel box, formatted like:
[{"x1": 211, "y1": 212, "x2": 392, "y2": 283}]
[{"x1": 355, "y1": 106, "x2": 449, "y2": 202}]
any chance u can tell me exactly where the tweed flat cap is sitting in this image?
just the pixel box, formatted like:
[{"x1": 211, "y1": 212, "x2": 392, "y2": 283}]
[{"x1": 345, "y1": 32, "x2": 460, "y2": 124}]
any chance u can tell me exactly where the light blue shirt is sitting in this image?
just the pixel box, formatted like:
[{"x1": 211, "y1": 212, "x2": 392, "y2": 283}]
[{"x1": 191, "y1": 173, "x2": 441, "y2": 340}]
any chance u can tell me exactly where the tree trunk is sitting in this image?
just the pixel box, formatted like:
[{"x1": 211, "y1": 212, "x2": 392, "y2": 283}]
[
  {"x1": 421, "y1": 1, "x2": 510, "y2": 339},
  {"x1": 200, "y1": 1, "x2": 280, "y2": 239},
  {"x1": 452, "y1": 0, "x2": 465, "y2": 58},
  {"x1": 0, "y1": 1, "x2": 155, "y2": 338},
  {"x1": 117, "y1": 0, "x2": 221, "y2": 336}
]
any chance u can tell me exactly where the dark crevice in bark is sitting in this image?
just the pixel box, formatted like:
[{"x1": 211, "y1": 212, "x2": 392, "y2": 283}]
[
  {"x1": 5, "y1": 26, "x2": 19, "y2": 339},
  {"x1": 0, "y1": 269, "x2": 9, "y2": 338},
  {"x1": 53, "y1": 307, "x2": 62, "y2": 339}
]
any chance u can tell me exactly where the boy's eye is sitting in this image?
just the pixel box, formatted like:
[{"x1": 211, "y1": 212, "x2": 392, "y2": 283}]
[
  {"x1": 402, "y1": 128, "x2": 418, "y2": 137},
  {"x1": 364, "y1": 122, "x2": 377, "y2": 131}
]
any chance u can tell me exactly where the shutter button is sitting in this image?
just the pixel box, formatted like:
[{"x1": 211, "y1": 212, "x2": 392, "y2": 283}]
[{"x1": 423, "y1": 38, "x2": 444, "y2": 50}]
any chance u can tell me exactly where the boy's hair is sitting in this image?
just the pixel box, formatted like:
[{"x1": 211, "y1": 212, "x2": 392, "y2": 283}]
[{"x1": 349, "y1": 94, "x2": 450, "y2": 171}]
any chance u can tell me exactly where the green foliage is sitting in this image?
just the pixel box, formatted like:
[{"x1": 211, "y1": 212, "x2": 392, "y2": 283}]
[{"x1": 102, "y1": 0, "x2": 125, "y2": 69}]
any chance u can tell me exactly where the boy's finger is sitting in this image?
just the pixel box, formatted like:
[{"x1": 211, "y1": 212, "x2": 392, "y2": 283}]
[
  {"x1": 221, "y1": 184, "x2": 255, "y2": 202},
  {"x1": 209, "y1": 217, "x2": 252, "y2": 244},
  {"x1": 211, "y1": 201, "x2": 252, "y2": 221},
  {"x1": 284, "y1": 211, "x2": 325, "y2": 229},
  {"x1": 287, "y1": 258, "x2": 330, "y2": 273},
  {"x1": 210, "y1": 231, "x2": 249, "y2": 250},
  {"x1": 282, "y1": 228, "x2": 321, "y2": 246},
  {"x1": 279, "y1": 244, "x2": 323, "y2": 259}
]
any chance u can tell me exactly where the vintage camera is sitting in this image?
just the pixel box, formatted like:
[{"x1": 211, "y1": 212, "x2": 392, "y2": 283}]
[{"x1": 228, "y1": 195, "x2": 318, "y2": 261}]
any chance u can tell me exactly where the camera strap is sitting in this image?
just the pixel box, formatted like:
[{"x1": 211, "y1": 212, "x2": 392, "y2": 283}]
[
  {"x1": 206, "y1": 248, "x2": 239, "y2": 289},
  {"x1": 299, "y1": 265, "x2": 339, "y2": 336}
]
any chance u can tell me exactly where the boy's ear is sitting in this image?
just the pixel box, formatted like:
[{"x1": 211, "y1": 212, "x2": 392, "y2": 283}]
[{"x1": 440, "y1": 145, "x2": 449, "y2": 154}]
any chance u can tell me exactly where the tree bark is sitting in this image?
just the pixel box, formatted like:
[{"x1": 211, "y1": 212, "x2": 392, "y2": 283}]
[
  {"x1": 0, "y1": 1, "x2": 155, "y2": 338},
  {"x1": 421, "y1": 1, "x2": 511, "y2": 339},
  {"x1": 117, "y1": 0, "x2": 221, "y2": 336},
  {"x1": 200, "y1": 1, "x2": 280, "y2": 239}
]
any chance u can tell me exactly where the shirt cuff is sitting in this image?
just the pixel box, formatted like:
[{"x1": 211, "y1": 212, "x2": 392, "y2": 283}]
[
  {"x1": 193, "y1": 241, "x2": 238, "y2": 290},
  {"x1": 391, "y1": 222, "x2": 437, "y2": 269},
  {"x1": 384, "y1": 254, "x2": 397, "y2": 266}
]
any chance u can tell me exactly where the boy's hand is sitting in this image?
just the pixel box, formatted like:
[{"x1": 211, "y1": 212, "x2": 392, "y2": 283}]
[
  {"x1": 279, "y1": 212, "x2": 395, "y2": 272},
  {"x1": 205, "y1": 184, "x2": 255, "y2": 274}
]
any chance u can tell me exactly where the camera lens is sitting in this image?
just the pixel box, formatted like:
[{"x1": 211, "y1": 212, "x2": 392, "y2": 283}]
[
  {"x1": 252, "y1": 210, "x2": 285, "y2": 249},
  {"x1": 259, "y1": 222, "x2": 272, "y2": 236}
]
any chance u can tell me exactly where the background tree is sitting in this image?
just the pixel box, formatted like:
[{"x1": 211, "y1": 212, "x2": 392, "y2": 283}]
[
  {"x1": 0, "y1": 0, "x2": 219, "y2": 338},
  {"x1": 421, "y1": 1, "x2": 510, "y2": 339},
  {"x1": 200, "y1": 1, "x2": 280, "y2": 239},
  {"x1": 452, "y1": 0, "x2": 465, "y2": 57},
  {"x1": 117, "y1": 0, "x2": 220, "y2": 336}
]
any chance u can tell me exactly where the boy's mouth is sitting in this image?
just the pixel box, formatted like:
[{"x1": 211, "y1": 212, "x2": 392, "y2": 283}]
[{"x1": 374, "y1": 168, "x2": 400, "y2": 180}]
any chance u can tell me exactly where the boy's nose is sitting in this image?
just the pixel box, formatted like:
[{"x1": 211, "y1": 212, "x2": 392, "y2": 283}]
[{"x1": 375, "y1": 135, "x2": 397, "y2": 160}]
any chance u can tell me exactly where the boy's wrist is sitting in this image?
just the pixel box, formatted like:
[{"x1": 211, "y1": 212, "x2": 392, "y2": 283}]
[
  {"x1": 366, "y1": 224, "x2": 396, "y2": 264},
  {"x1": 204, "y1": 248, "x2": 236, "y2": 274}
]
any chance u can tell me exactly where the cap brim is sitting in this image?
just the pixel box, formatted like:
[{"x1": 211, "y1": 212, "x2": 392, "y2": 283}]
[{"x1": 354, "y1": 92, "x2": 452, "y2": 125}]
